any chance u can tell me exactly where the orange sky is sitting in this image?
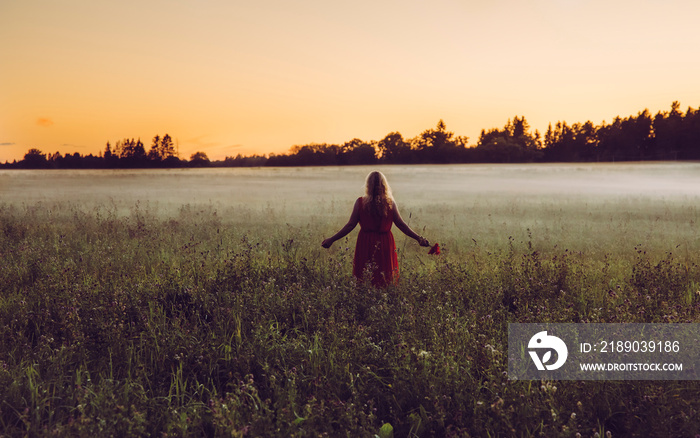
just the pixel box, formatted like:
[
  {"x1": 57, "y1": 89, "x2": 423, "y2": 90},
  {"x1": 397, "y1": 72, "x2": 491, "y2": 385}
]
[{"x1": 1, "y1": 0, "x2": 699, "y2": 163}]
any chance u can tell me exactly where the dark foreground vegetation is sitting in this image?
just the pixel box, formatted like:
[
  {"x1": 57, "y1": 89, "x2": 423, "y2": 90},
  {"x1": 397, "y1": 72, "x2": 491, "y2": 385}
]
[
  {"x1": 1, "y1": 203, "x2": 699, "y2": 436},
  {"x1": 3, "y1": 101, "x2": 700, "y2": 170}
]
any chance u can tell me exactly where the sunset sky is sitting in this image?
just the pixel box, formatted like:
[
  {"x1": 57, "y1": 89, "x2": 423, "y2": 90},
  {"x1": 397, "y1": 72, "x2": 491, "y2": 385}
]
[{"x1": 1, "y1": 0, "x2": 699, "y2": 163}]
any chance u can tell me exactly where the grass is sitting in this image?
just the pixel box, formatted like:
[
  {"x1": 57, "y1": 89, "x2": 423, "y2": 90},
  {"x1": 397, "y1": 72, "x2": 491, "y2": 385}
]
[{"x1": 1, "y1": 175, "x2": 700, "y2": 436}]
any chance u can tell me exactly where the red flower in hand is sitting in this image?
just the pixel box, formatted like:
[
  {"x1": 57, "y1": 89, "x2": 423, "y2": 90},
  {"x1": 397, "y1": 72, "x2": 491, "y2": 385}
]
[{"x1": 428, "y1": 243, "x2": 440, "y2": 255}]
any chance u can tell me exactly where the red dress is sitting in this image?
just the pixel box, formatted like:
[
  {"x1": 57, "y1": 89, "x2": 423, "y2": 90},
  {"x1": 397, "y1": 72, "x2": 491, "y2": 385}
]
[{"x1": 353, "y1": 198, "x2": 399, "y2": 287}]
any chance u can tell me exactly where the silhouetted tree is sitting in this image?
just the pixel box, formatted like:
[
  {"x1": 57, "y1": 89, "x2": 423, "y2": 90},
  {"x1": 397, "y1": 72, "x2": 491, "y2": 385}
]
[
  {"x1": 378, "y1": 132, "x2": 412, "y2": 163},
  {"x1": 146, "y1": 134, "x2": 176, "y2": 163},
  {"x1": 22, "y1": 149, "x2": 49, "y2": 168},
  {"x1": 680, "y1": 106, "x2": 700, "y2": 159},
  {"x1": 160, "y1": 134, "x2": 176, "y2": 159},
  {"x1": 115, "y1": 138, "x2": 147, "y2": 167},
  {"x1": 104, "y1": 142, "x2": 118, "y2": 168},
  {"x1": 653, "y1": 101, "x2": 684, "y2": 160},
  {"x1": 283, "y1": 143, "x2": 341, "y2": 166},
  {"x1": 61, "y1": 152, "x2": 77, "y2": 168},
  {"x1": 633, "y1": 109, "x2": 654, "y2": 160},
  {"x1": 597, "y1": 117, "x2": 622, "y2": 161},
  {"x1": 414, "y1": 120, "x2": 456, "y2": 163},
  {"x1": 189, "y1": 151, "x2": 211, "y2": 167},
  {"x1": 147, "y1": 135, "x2": 162, "y2": 161},
  {"x1": 477, "y1": 116, "x2": 542, "y2": 162},
  {"x1": 339, "y1": 139, "x2": 377, "y2": 165},
  {"x1": 595, "y1": 110, "x2": 654, "y2": 161},
  {"x1": 544, "y1": 121, "x2": 597, "y2": 161},
  {"x1": 46, "y1": 151, "x2": 61, "y2": 169},
  {"x1": 104, "y1": 142, "x2": 113, "y2": 160}
]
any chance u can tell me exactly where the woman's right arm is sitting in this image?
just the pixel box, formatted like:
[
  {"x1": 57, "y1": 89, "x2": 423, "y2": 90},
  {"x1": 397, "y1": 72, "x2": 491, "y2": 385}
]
[{"x1": 321, "y1": 198, "x2": 361, "y2": 248}]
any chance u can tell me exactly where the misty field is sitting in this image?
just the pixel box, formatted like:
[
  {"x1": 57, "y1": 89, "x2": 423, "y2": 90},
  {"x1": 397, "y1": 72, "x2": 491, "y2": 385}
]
[{"x1": 1, "y1": 163, "x2": 700, "y2": 437}]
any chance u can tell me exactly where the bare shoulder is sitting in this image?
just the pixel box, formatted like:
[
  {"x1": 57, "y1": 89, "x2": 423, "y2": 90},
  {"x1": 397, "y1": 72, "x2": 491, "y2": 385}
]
[
  {"x1": 391, "y1": 200, "x2": 405, "y2": 222},
  {"x1": 348, "y1": 197, "x2": 362, "y2": 222},
  {"x1": 354, "y1": 197, "x2": 363, "y2": 210}
]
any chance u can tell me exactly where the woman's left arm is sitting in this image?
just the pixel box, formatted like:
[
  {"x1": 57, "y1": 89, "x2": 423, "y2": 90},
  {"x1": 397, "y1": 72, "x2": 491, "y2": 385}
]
[{"x1": 392, "y1": 202, "x2": 430, "y2": 246}]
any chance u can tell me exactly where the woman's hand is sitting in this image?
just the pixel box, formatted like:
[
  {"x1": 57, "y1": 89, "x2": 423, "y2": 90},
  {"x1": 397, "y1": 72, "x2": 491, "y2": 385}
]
[
  {"x1": 418, "y1": 236, "x2": 430, "y2": 247},
  {"x1": 321, "y1": 238, "x2": 333, "y2": 248}
]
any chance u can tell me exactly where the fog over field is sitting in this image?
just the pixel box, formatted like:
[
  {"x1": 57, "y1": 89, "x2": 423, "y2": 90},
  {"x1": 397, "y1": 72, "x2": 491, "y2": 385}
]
[
  {"x1": 2, "y1": 162, "x2": 699, "y2": 255},
  {"x1": 3, "y1": 162, "x2": 700, "y2": 206}
]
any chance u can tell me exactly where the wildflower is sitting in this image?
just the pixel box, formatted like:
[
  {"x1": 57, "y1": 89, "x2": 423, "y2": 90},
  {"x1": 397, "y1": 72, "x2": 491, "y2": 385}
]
[{"x1": 490, "y1": 397, "x2": 504, "y2": 411}]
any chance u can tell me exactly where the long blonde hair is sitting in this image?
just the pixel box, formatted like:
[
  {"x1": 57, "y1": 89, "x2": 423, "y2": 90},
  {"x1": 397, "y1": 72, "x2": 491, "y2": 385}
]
[{"x1": 362, "y1": 171, "x2": 394, "y2": 218}]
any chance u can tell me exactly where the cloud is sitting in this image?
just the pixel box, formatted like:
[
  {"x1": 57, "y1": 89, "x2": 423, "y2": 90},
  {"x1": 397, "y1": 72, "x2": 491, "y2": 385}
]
[
  {"x1": 37, "y1": 117, "x2": 54, "y2": 127},
  {"x1": 0, "y1": 142, "x2": 15, "y2": 146}
]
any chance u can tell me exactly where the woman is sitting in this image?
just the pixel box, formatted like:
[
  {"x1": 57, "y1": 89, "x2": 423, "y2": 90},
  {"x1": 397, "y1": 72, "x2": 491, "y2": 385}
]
[{"x1": 321, "y1": 171, "x2": 430, "y2": 287}]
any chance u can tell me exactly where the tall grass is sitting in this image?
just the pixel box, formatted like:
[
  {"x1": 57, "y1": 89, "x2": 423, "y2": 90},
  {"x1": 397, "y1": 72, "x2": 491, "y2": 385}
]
[{"x1": 1, "y1": 197, "x2": 699, "y2": 437}]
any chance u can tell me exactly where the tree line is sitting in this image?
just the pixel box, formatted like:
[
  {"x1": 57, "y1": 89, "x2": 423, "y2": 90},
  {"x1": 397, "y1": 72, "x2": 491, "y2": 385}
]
[
  {"x1": 3, "y1": 102, "x2": 699, "y2": 169},
  {"x1": 4, "y1": 134, "x2": 213, "y2": 169}
]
